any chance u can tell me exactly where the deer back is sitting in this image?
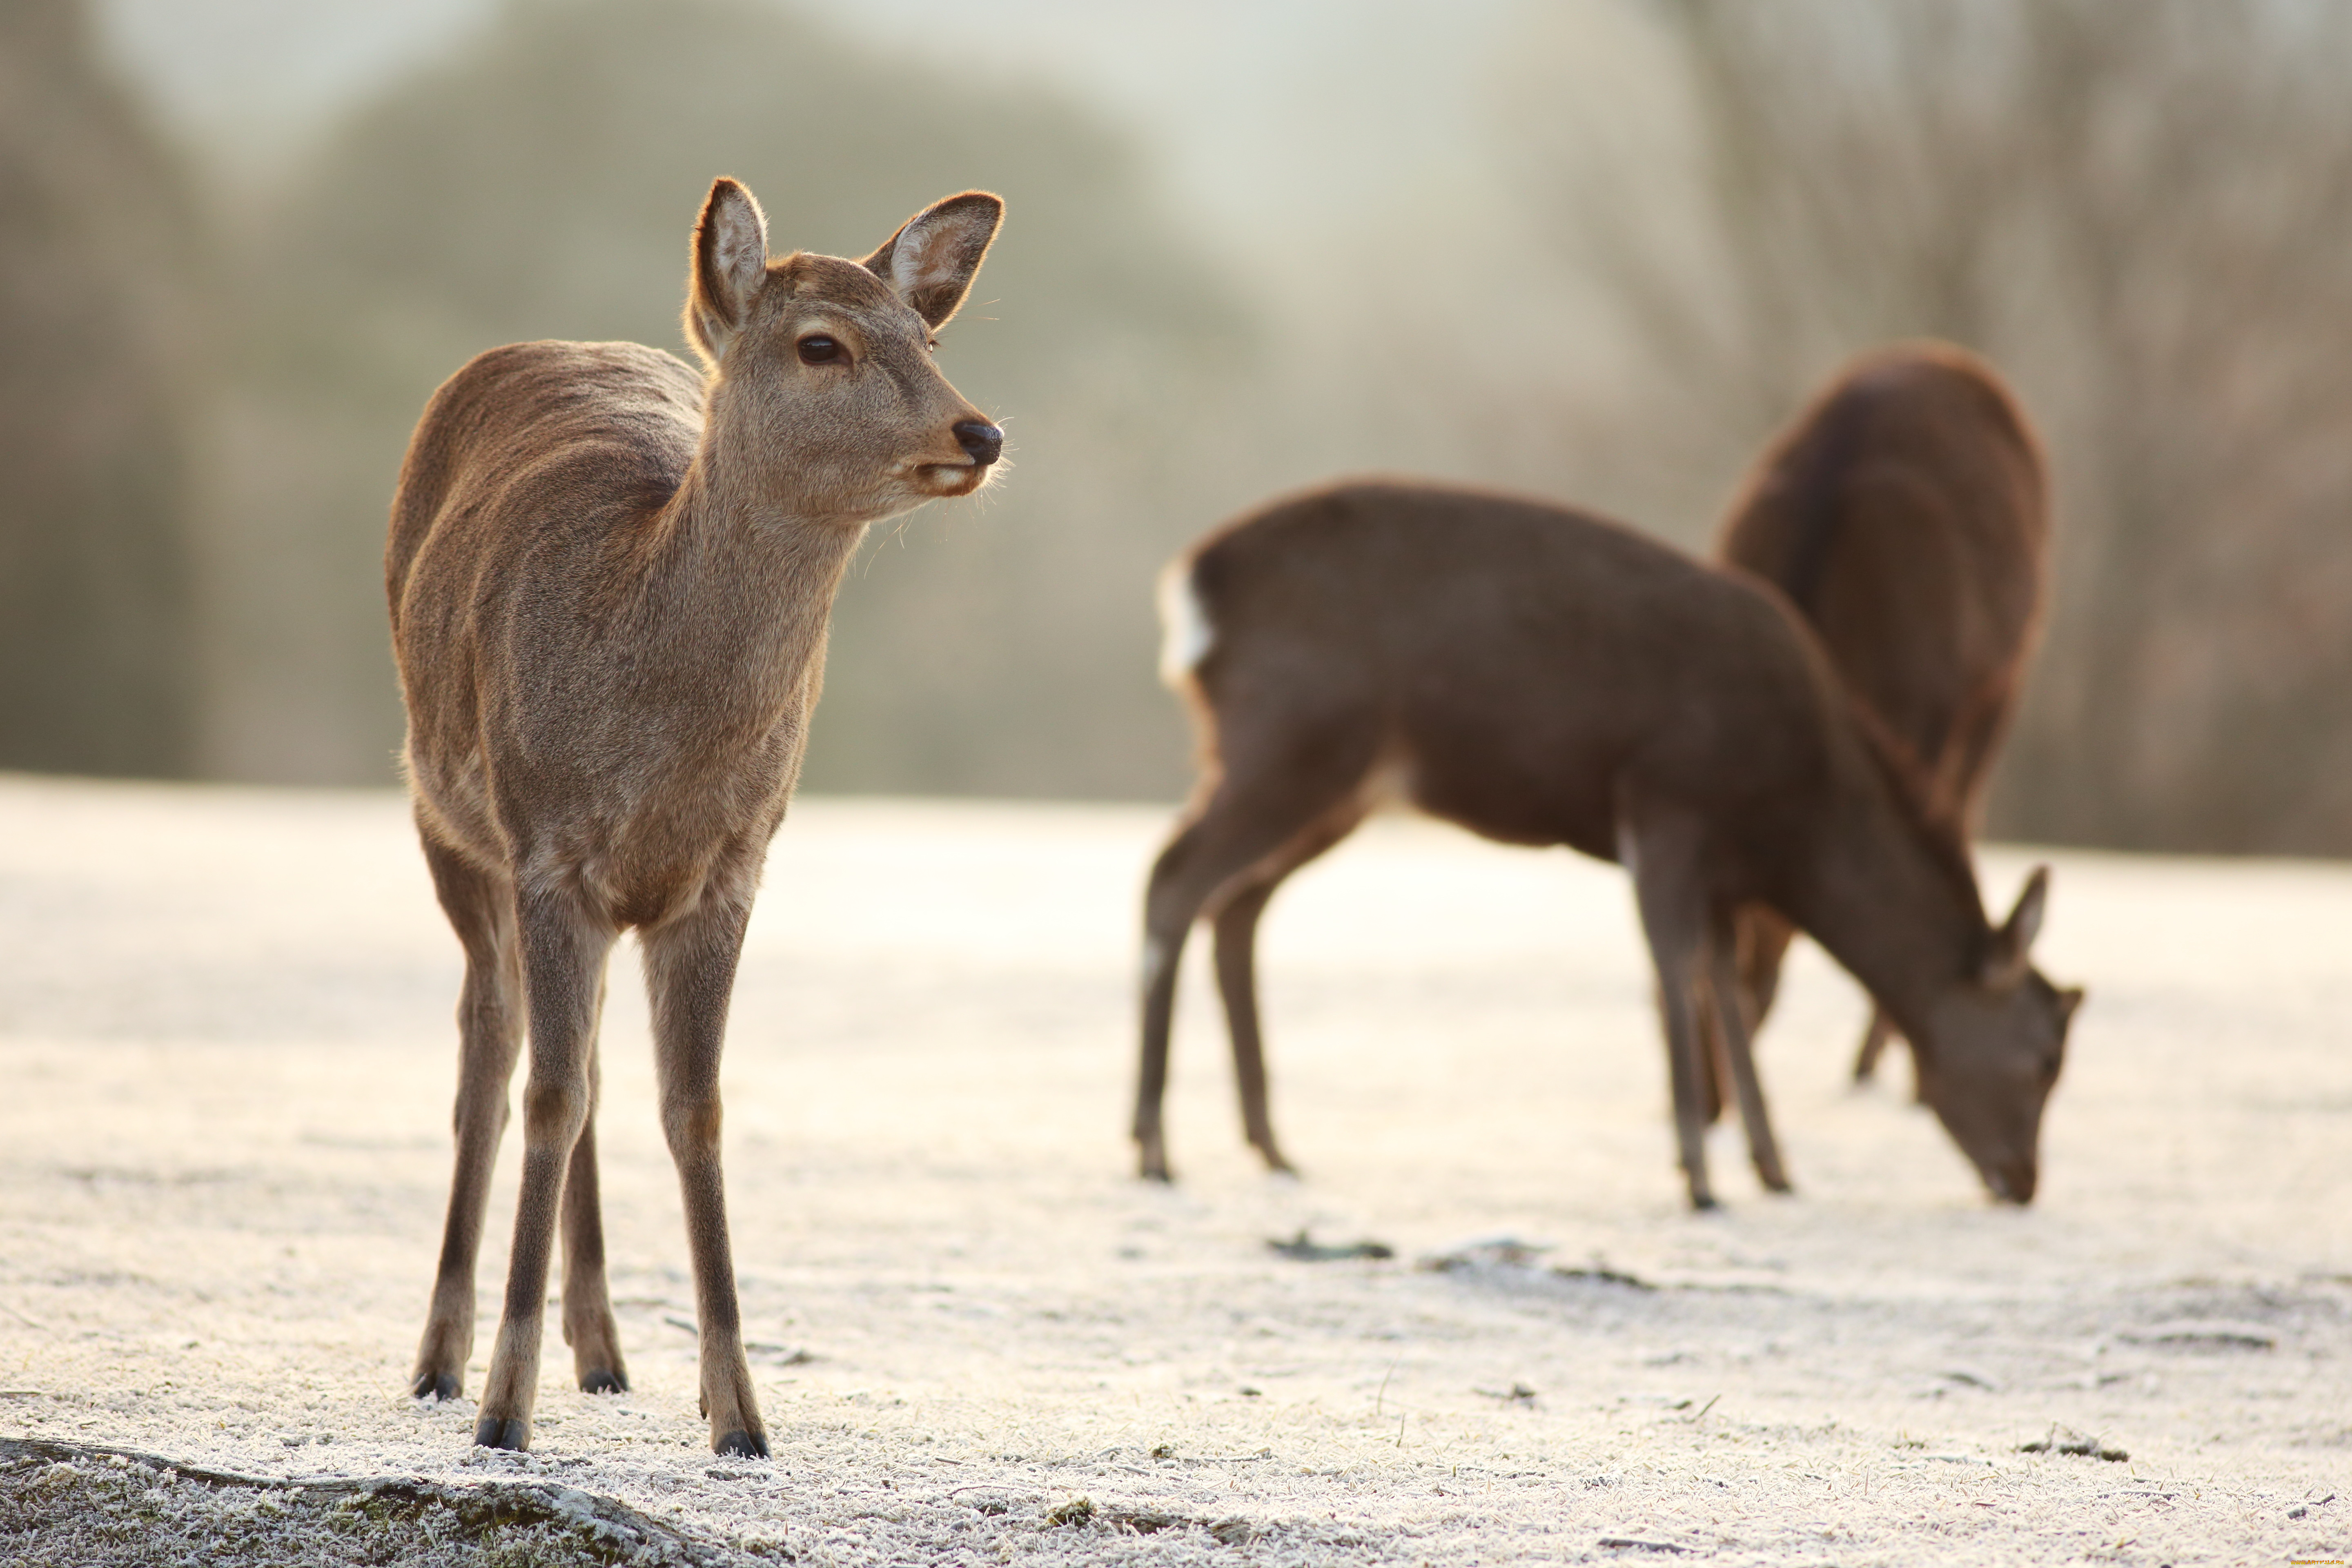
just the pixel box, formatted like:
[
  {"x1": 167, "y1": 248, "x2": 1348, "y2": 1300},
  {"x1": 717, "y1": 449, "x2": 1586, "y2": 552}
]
[
  {"x1": 1717, "y1": 343, "x2": 2047, "y2": 824},
  {"x1": 1180, "y1": 481, "x2": 1878, "y2": 888}
]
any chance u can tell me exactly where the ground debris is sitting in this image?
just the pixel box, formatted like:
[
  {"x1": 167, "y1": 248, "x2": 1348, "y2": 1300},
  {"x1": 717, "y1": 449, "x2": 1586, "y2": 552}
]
[
  {"x1": 1267, "y1": 1230, "x2": 1394, "y2": 1262},
  {"x1": 2018, "y1": 1425, "x2": 2130, "y2": 1462},
  {"x1": 1554, "y1": 1264, "x2": 1656, "y2": 1290},
  {"x1": 1474, "y1": 1382, "x2": 1539, "y2": 1403},
  {"x1": 1419, "y1": 1237, "x2": 1551, "y2": 1271},
  {"x1": 2119, "y1": 1320, "x2": 2277, "y2": 1350}
]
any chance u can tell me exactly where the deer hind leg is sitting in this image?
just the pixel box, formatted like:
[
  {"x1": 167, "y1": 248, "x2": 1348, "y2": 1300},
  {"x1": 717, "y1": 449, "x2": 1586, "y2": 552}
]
[
  {"x1": 1618, "y1": 802, "x2": 1722, "y2": 1210},
  {"x1": 411, "y1": 832, "x2": 525, "y2": 1403},
  {"x1": 472, "y1": 884, "x2": 615, "y2": 1450},
  {"x1": 1209, "y1": 803, "x2": 1365, "y2": 1176},
  {"x1": 1136, "y1": 735, "x2": 1376, "y2": 1182},
  {"x1": 1706, "y1": 909, "x2": 1793, "y2": 1194},
  {"x1": 559, "y1": 975, "x2": 627, "y2": 1395},
  {"x1": 641, "y1": 891, "x2": 765, "y2": 1458}
]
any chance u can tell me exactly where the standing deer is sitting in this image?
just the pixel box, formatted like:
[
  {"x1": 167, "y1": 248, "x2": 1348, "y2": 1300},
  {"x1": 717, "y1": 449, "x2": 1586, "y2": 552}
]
[
  {"x1": 1715, "y1": 344, "x2": 2048, "y2": 1089},
  {"x1": 1134, "y1": 480, "x2": 2081, "y2": 1209},
  {"x1": 387, "y1": 177, "x2": 1003, "y2": 1455}
]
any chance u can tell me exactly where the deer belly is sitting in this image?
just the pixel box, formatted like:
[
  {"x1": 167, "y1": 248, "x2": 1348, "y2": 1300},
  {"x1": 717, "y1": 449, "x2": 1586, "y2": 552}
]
[{"x1": 1404, "y1": 742, "x2": 1617, "y2": 858}]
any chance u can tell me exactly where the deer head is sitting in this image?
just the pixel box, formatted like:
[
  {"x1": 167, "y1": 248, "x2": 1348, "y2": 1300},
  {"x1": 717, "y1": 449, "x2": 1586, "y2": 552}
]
[
  {"x1": 684, "y1": 177, "x2": 1005, "y2": 523},
  {"x1": 1916, "y1": 866, "x2": 2086, "y2": 1203}
]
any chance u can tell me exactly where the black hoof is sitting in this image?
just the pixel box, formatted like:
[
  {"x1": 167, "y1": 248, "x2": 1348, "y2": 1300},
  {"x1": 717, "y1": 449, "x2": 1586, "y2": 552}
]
[
  {"x1": 580, "y1": 1368, "x2": 627, "y2": 1395},
  {"x1": 1689, "y1": 1192, "x2": 1721, "y2": 1212},
  {"x1": 715, "y1": 1428, "x2": 770, "y2": 1459},
  {"x1": 413, "y1": 1372, "x2": 461, "y2": 1401},
  {"x1": 473, "y1": 1417, "x2": 528, "y2": 1450}
]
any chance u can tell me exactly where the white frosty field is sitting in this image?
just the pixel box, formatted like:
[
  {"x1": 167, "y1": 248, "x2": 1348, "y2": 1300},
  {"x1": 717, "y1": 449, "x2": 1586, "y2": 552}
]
[{"x1": 0, "y1": 774, "x2": 2345, "y2": 1566}]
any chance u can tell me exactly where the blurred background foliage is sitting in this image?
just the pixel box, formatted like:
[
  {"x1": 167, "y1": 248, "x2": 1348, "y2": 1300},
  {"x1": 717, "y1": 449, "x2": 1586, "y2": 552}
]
[
  {"x1": 4, "y1": 0, "x2": 2349, "y2": 853},
  {"x1": 0, "y1": 0, "x2": 203, "y2": 777}
]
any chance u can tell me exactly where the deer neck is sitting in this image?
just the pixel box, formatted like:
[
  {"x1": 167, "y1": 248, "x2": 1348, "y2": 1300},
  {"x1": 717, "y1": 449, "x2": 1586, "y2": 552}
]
[
  {"x1": 1784, "y1": 754, "x2": 1987, "y2": 1040},
  {"x1": 631, "y1": 436, "x2": 869, "y2": 726}
]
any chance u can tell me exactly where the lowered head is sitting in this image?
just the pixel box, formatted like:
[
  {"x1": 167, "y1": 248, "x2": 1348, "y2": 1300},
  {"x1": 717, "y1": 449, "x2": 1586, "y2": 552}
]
[{"x1": 1915, "y1": 866, "x2": 2085, "y2": 1203}]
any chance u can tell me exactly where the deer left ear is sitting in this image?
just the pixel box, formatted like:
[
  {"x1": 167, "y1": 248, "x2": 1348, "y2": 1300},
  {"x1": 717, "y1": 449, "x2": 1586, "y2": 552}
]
[
  {"x1": 1982, "y1": 864, "x2": 2050, "y2": 989},
  {"x1": 862, "y1": 191, "x2": 1002, "y2": 327}
]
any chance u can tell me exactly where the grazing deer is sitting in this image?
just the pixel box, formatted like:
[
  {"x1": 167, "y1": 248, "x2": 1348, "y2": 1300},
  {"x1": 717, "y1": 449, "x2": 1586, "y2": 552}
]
[
  {"x1": 387, "y1": 177, "x2": 1003, "y2": 1455},
  {"x1": 1134, "y1": 480, "x2": 2081, "y2": 1209},
  {"x1": 1715, "y1": 344, "x2": 2048, "y2": 1090}
]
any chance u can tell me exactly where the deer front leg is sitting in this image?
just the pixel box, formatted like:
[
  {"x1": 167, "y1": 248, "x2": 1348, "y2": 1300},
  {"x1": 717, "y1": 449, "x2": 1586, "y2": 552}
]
[
  {"x1": 642, "y1": 893, "x2": 766, "y2": 1458},
  {"x1": 473, "y1": 888, "x2": 615, "y2": 1450},
  {"x1": 1619, "y1": 805, "x2": 1717, "y2": 1210},
  {"x1": 1705, "y1": 914, "x2": 1793, "y2": 1194},
  {"x1": 412, "y1": 835, "x2": 524, "y2": 1402},
  {"x1": 559, "y1": 1007, "x2": 627, "y2": 1395}
]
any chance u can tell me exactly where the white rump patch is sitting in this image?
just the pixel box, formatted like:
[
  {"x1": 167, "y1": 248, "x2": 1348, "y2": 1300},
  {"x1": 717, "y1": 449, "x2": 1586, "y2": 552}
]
[{"x1": 1155, "y1": 559, "x2": 1213, "y2": 688}]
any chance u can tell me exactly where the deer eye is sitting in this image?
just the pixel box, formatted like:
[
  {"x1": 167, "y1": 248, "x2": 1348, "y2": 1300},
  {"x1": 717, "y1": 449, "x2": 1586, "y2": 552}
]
[{"x1": 797, "y1": 335, "x2": 843, "y2": 365}]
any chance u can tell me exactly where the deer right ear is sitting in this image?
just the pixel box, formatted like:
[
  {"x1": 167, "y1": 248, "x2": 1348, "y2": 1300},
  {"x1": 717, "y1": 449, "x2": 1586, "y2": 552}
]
[
  {"x1": 1981, "y1": 864, "x2": 2051, "y2": 989},
  {"x1": 686, "y1": 177, "x2": 768, "y2": 369}
]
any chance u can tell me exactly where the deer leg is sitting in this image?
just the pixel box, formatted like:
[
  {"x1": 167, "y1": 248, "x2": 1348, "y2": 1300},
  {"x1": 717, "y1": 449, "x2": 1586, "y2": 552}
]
[
  {"x1": 560, "y1": 977, "x2": 626, "y2": 1394},
  {"x1": 1734, "y1": 904, "x2": 1795, "y2": 1030},
  {"x1": 1698, "y1": 903, "x2": 1795, "y2": 1125},
  {"x1": 1706, "y1": 912, "x2": 1793, "y2": 1194},
  {"x1": 473, "y1": 886, "x2": 614, "y2": 1451},
  {"x1": 641, "y1": 891, "x2": 765, "y2": 1458},
  {"x1": 1693, "y1": 985, "x2": 1728, "y2": 1127},
  {"x1": 411, "y1": 833, "x2": 524, "y2": 1403},
  {"x1": 1207, "y1": 803, "x2": 1364, "y2": 1176},
  {"x1": 1851, "y1": 1007, "x2": 1898, "y2": 1084},
  {"x1": 1210, "y1": 882, "x2": 1292, "y2": 1174},
  {"x1": 1137, "y1": 762, "x2": 1370, "y2": 1183},
  {"x1": 1618, "y1": 806, "x2": 1718, "y2": 1211},
  {"x1": 1136, "y1": 844, "x2": 1199, "y2": 1184}
]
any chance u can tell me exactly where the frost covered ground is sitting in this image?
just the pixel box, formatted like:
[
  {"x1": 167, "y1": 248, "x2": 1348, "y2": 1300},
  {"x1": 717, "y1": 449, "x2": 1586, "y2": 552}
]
[{"x1": 0, "y1": 775, "x2": 2345, "y2": 1565}]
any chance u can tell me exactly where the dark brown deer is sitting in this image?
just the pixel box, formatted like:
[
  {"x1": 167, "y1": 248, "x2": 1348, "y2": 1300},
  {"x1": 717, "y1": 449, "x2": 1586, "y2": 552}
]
[
  {"x1": 1134, "y1": 479, "x2": 2080, "y2": 1209},
  {"x1": 387, "y1": 177, "x2": 1002, "y2": 1455},
  {"x1": 1715, "y1": 343, "x2": 2048, "y2": 1089}
]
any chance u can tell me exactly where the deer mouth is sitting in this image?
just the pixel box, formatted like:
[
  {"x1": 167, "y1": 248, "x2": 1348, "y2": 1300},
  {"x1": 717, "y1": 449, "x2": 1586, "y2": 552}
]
[
  {"x1": 915, "y1": 460, "x2": 993, "y2": 498},
  {"x1": 1980, "y1": 1158, "x2": 2037, "y2": 1205}
]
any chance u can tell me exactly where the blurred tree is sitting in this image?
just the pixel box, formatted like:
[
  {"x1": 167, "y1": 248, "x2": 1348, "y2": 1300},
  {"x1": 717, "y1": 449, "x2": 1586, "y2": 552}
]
[
  {"x1": 1519, "y1": 0, "x2": 2352, "y2": 854},
  {"x1": 0, "y1": 0, "x2": 203, "y2": 776},
  {"x1": 212, "y1": 0, "x2": 1261, "y2": 795}
]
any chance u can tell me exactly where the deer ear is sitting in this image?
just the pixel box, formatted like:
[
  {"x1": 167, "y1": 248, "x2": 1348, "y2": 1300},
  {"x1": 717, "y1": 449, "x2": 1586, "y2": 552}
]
[
  {"x1": 1981, "y1": 864, "x2": 2050, "y2": 989},
  {"x1": 861, "y1": 191, "x2": 1002, "y2": 327},
  {"x1": 686, "y1": 177, "x2": 768, "y2": 368}
]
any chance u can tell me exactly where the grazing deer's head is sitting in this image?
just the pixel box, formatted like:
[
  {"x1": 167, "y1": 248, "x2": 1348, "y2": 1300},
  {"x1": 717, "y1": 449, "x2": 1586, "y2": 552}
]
[
  {"x1": 685, "y1": 178, "x2": 1005, "y2": 523},
  {"x1": 1917, "y1": 866, "x2": 2085, "y2": 1203}
]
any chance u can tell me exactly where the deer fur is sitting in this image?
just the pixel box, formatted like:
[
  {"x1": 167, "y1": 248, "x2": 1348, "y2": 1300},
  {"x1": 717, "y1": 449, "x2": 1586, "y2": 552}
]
[
  {"x1": 1715, "y1": 343, "x2": 2049, "y2": 1091},
  {"x1": 1135, "y1": 479, "x2": 2080, "y2": 1209},
  {"x1": 386, "y1": 177, "x2": 1003, "y2": 1456}
]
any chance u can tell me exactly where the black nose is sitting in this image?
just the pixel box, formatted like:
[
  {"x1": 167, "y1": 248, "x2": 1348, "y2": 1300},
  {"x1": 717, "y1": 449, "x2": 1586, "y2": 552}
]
[{"x1": 953, "y1": 421, "x2": 1003, "y2": 467}]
